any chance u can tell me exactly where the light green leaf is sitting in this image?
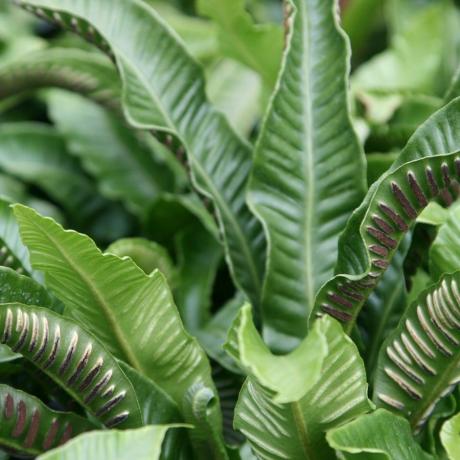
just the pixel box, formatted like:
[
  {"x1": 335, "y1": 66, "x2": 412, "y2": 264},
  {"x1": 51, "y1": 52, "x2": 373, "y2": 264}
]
[
  {"x1": 106, "y1": 238, "x2": 176, "y2": 288},
  {"x1": 233, "y1": 314, "x2": 371, "y2": 459},
  {"x1": 417, "y1": 202, "x2": 450, "y2": 226},
  {"x1": 312, "y1": 98, "x2": 460, "y2": 333},
  {"x1": 38, "y1": 425, "x2": 184, "y2": 460},
  {"x1": 441, "y1": 411, "x2": 460, "y2": 460},
  {"x1": 327, "y1": 409, "x2": 434, "y2": 460},
  {"x1": 225, "y1": 304, "x2": 328, "y2": 403},
  {"x1": 206, "y1": 59, "x2": 262, "y2": 137},
  {"x1": 47, "y1": 91, "x2": 176, "y2": 217},
  {"x1": 429, "y1": 204, "x2": 460, "y2": 280},
  {"x1": 0, "y1": 303, "x2": 143, "y2": 429},
  {"x1": 248, "y1": 0, "x2": 366, "y2": 350},
  {"x1": 0, "y1": 384, "x2": 96, "y2": 456},
  {"x1": 196, "y1": 0, "x2": 282, "y2": 89},
  {"x1": 374, "y1": 272, "x2": 460, "y2": 431},
  {"x1": 0, "y1": 47, "x2": 121, "y2": 111},
  {"x1": 16, "y1": 0, "x2": 266, "y2": 308},
  {"x1": 14, "y1": 205, "x2": 227, "y2": 457}
]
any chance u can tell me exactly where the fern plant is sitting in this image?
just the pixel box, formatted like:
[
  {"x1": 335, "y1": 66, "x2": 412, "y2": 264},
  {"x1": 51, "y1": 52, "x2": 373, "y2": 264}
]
[{"x1": 0, "y1": 0, "x2": 460, "y2": 458}]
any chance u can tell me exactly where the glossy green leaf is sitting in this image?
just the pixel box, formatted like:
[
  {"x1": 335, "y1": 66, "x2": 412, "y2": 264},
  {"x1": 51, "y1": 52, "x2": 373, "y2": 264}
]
[
  {"x1": 248, "y1": 0, "x2": 366, "y2": 349},
  {"x1": 429, "y1": 204, "x2": 460, "y2": 280},
  {"x1": 14, "y1": 205, "x2": 228, "y2": 457},
  {"x1": 0, "y1": 383, "x2": 96, "y2": 456},
  {"x1": 312, "y1": 98, "x2": 460, "y2": 333},
  {"x1": 16, "y1": 0, "x2": 266, "y2": 308},
  {"x1": 196, "y1": 0, "x2": 282, "y2": 89},
  {"x1": 47, "y1": 91, "x2": 176, "y2": 217},
  {"x1": 0, "y1": 47, "x2": 121, "y2": 111},
  {"x1": 37, "y1": 425, "x2": 184, "y2": 460},
  {"x1": 106, "y1": 238, "x2": 176, "y2": 287},
  {"x1": 441, "y1": 411, "x2": 460, "y2": 460},
  {"x1": 0, "y1": 303, "x2": 142, "y2": 429},
  {"x1": 0, "y1": 123, "x2": 123, "y2": 234},
  {"x1": 417, "y1": 202, "x2": 450, "y2": 227},
  {"x1": 374, "y1": 272, "x2": 460, "y2": 431},
  {"x1": 327, "y1": 409, "x2": 434, "y2": 460},
  {"x1": 232, "y1": 314, "x2": 371, "y2": 459}
]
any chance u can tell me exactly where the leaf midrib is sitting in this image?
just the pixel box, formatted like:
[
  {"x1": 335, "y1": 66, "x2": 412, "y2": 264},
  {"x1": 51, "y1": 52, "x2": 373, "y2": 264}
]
[
  {"x1": 29, "y1": 216, "x2": 143, "y2": 372},
  {"x1": 291, "y1": 400, "x2": 318, "y2": 459}
]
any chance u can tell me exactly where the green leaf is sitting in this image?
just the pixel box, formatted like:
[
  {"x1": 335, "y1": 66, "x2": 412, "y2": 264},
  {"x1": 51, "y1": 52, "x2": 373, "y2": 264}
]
[
  {"x1": 196, "y1": 0, "x2": 282, "y2": 89},
  {"x1": 441, "y1": 411, "x2": 460, "y2": 460},
  {"x1": 374, "y1": 272, "x2": 460, "y2": 431},
  {"x1": 0, "y1": 383, "x2": 96, "y2": 456},
  {"x1": 326, "y1": 409, "x2": 434, "y2": 460},
  {"x1": 14, "y1": 205, "x2": 228, "y2": 457},
  {"x1": 16, "y1": 0, "x2": 266, "y2": 308},
  {"x1": 37, "y1": 425, "x2": 184, "y2": 460},
  {"x1": 232, "y1": 314, "x2": 371, "y2": 459},
  {"x1": 0, "y1": 123, "x2": 123, "y2": 234},
  {"x1": 0, "y1": 47, "x2": 121, "y2": 111},
  {"x1": 0, "y1": 303, "x2": 142, "y2": 429},
  {"x1": 106, "y1": 238, "x2": 177, "y2": 288},
  {"x1": 47, "y1": 91, "x2": 177, "y2": 217},
  {"x1": 175, "y1": 221, "x2": 222, "y2": 334},
  {"x1": 429, "y1": 203, "x2": 460, "y2": 280},
  {"x1": 312, "y1": 98, "x2": 460, "y2": 333},
  {"x1": 117, "y1": 361, "x2": 180, "y2": 426},
  {"x1": 206, "y1": 59, "x2": 262, "y2": 137},
  {"x1": 225, "y1": 305, "x2": 328, "y2": 403},
  {"x1": 417, "y1": 202, "x2": 450, "y2": 227},
  {"x1": 248, "y1": 0, "x2": 366, "y2": 349}
]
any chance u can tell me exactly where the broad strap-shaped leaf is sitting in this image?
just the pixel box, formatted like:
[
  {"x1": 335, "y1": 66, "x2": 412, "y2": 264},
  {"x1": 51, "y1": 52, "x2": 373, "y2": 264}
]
[
  {"x1": 16, "y1": 0, "x2": 265, "y2": 308},
  {"x1": 0, "y1": 303, "x2": 142, "y2": 429},
  {"x1": 441, "y1": 411, "x2": 460, "y2": 460},
  {"x1": 312, "y1": 98, "x2": 460, "y2": 333},
  {"x1": 0, "y1": 47, "x2": 121, "y2": 111},
  {"x1": 230, "y1": 312, "x2": 371, "y2": 459},
  {"x1": 429, "y1": 203, "x2": 460, "y2": 280},
  {"x1": 0, "y1": 123, "x2": 123, "y2": 234},
  {"x1": 14, "y1": 205, "x2": 228, "y2": 457},
  {"x1": 47, "y1": 91, "x2": 177, "y2": 217},
  {"x1": 0, "y1": 384, "x2": 96, "y2": 456},
  {"x1": 196, "y1": 0, "x2": 282, "y2": 90},
  {"x1": 37, "y1": 425, "x2": 185, "y2": 460},
  {"x1": 248, "y1": 0, "x2": 366, "y2": 349},
  {"x1": 326, "y1": 409, "x2": 434, "y2": 460},
  {"x1": 374, "y1": 272, "x2": 460, "y2": 431}
]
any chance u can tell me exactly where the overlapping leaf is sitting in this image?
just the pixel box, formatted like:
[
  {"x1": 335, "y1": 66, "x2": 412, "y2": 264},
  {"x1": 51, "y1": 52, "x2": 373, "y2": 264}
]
[
  {"x1": 228, "y1": 309, "x2": 371, "y2": 459},
  {"x1": 441, "y1": 411, "x2": 460, "y2": 460},
  {"x1": 14, "y1": 205, "x2": 228, "y2": 457},
  {"x1": 248, "y1": 0, "x2": 366, "y2": 349},
  {"x1": 16, "y1": 0, "x2": 266, "y2": 309}
]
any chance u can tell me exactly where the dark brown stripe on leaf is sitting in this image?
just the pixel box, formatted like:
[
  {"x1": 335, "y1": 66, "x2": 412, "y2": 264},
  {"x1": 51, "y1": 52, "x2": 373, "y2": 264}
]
[
  {"x1": 441, "y1": 163, "x2": 451, "y2": 187},
  {"x1": 59, "y1": 423, "x2": 73, "y2": 445},
  {"x1": 391, "y1": 182, "x2": 417, "y2": 218},
  {"x1": 34, "y1": 317, "x2": 49, "y2": 362},
  {"x1": 372, "y1": 215, "x2": 394, "y2": 234},
  {"x1": 372, "y1": 259, "x2": 389, "y2": 269},
  {"x1": 28, "y1": 313, "x2": 39, "y2": 352},
  {"x1": 43, "y1": 326, "x2": 61, "y2": 369},
  {"x1": 12, "y1": 313, "x2": 29, "y2": 352},
  {"x1": 407, "y1": 172, "x2": 428, "y2": 206},
  {"x1": 96, "y1": 391, "x2": 126, "y2": 417},
  {"x1": 2, "y1": 309, "x2": 12, "y2": 343},
  {"x1": 106, "y1": 411, "x2": 129, "y2": 428},
  {"x1": 425, "y1": 167, "x2": 439, "y2": 196},
  {"x1": 84, "y1": 370, "x2": 112, "y2": 404},
  {"x1": 59, "y1": 332, "x2": 78, "y2": 375},
  {"x1": 379, "y1": 203, "x2": 408, "y2": 231},
  {"x1": 79, "y1": 358, "x2": 103, "y2": 392},
  {"x1": 369, "y1": 244, "x2": 388, "y2": 257},
  {"x1": 366, "y1": 226, "x2": 397, "y2": 249},
  {"x1": 338, "y1": 284, "x2": 364, "y2": 301},
  {"x1": 12, "y1": 400, "x2": 27, "y2": 437},
  {"x1": 43, "y1": 419, "x2": 59, "y2": 450},
  {"x1": 327, "y1": 292, "x2": 353, "y2": 308},
  {"x1": 68, "y1": 343, "x2": 92, "y2": 386},
  {"x1": 24, "y1": 409, "x2": 41, "y2": 448},
  {"x1": 321, "y1": 304, "x2": 352, "y2": 322},
  {"x1": 4, "y1": 393, "x2": 13, "y2": 419}
]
